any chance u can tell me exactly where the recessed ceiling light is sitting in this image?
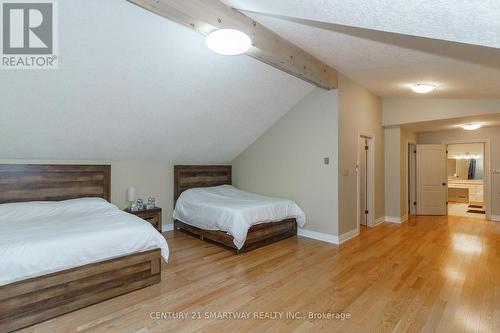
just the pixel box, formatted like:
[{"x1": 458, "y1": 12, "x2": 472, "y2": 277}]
[
  {"x1": 461, "y1": 123, "x2": 482, "y2": 131},
  {"x1": 410, "y1": 84, "x2": 436, "y2": 94},
  {"x1": 205, "y1": 29, "x2": 252, "y2": 56}
]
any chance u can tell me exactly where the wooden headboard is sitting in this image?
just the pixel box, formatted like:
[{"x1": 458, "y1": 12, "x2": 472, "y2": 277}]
[
  {"x1": 0, "y1": 164, "x2": 111, "y2": 204},
  {"x1": 174, "y1": 165, "x2": 231, "y2": 201}
]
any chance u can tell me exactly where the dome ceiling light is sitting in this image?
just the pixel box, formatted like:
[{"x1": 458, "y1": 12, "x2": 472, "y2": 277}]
[
  {"x1": 461, "y1": 123, "x2": 482, "y2": 131},
  {"x1": 410, "y1": 83, "x2": 436, "y2": 94},
  {"x1": 205, "y1": 29, "x2": 252, "y2": 56}
]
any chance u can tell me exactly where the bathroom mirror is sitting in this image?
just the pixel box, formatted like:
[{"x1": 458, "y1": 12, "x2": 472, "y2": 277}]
[{"x1": 447, "y1": 158, "x2": 483, "y2": 180}]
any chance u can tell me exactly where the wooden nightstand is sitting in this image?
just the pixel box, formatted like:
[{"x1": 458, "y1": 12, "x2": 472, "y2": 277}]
[{"x1": 125, "y1": 207, "x2": 162, "y2": 232}]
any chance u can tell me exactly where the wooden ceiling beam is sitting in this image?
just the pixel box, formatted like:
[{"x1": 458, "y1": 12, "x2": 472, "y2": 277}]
[{"x1": 128, "y1": 0, "x2": 338, "y2": 90}]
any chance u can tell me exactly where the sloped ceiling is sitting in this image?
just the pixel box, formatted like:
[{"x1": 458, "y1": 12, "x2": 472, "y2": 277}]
[
  {"x1": 0, "y1": 0, "x2": 314, "y2": 161},
  {"x1": 224, "y1": 0, "x2": 500, "y2": 98}
]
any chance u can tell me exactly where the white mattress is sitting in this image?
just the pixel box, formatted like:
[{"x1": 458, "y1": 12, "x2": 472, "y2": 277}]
[
  {"x1": 0, "y1": 197, "x2": 169, "y2": 286},
  {"x1": 173, "y1": 185, "x2": 306, "y2": 249}
]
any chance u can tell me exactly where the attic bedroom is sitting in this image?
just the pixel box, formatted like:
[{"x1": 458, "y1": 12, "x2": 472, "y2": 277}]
[{"x1": 1, "y1": 0, "x2": 500, "y2": 332}]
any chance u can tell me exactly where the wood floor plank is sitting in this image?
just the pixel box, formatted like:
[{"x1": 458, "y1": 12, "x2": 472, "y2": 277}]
[{"x1": 14, "y1": 215, "x2": 500, "y2": 333}]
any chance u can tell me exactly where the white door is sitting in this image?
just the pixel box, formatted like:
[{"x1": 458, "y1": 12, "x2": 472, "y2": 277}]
[{"x1": 416, "y1": 144, "x2": 447, "y2": 215}]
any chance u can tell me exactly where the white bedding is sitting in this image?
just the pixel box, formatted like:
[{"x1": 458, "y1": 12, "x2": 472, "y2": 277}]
[
  {"x1": 173, "y1": 185, "x2": 306, "y2": 249},
  {"x1": 0, "y1": 197, "x2": 169, "y2": 286}
]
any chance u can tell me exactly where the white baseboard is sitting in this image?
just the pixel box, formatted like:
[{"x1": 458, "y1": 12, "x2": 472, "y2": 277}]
[
  {"x1": 373, "y1": 216, "x2": 385, "y2": 227},
  {"x1": 162, "y1": 223, "x2": 174, "y2": 233},
  {"x1": 490, "y1": 215, "x2": 500, "y2": 222},
  {"x1": 298, "y1": 229, "x2": 339, "y2": 244},
  {"x1": 338, "y1": 228, "x2": 359, "y2": 244},
  {"x1": 298, "y1": 228, "x2": 360, "y2": 245},
  {"x1": 384, "y1": 215, "x2": 408, "y2": 224}
]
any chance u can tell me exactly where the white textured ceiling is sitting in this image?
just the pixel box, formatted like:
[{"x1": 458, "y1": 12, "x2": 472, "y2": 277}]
[
  {"x1": 224, "y1": 0, "x2": 500, "y2": 98},
  {"x1": 0, "y1": 0, "x2": 314, "y2": 161},
  {"x1": 224, "y1": 0, "x2": 500, "y2": 49}
]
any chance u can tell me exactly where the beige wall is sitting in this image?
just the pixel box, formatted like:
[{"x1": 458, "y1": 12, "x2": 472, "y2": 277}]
[
  {"x1": 0, "y1": 160, "x2": 174, "y2": 229},
  {"x1": 232, "y1": 88, "x2": 340, "y2": 235},
  {"x1": 338, "y1": 74, "x2": 384, "y2": 234},
  {"x1": 384, "y1": 127, "x2": 417, "y2": 219},
  {"x1": 418, "y1": 127, "x2": 500, "y2": 216},
  {"x1": 400, "y1": 128, "x2": 417, "y2": 217},
  {"x1": 384, "y1": 127, "x2": 401, "y2": 218},
  {"x1": 383, "y1": 98, "x2": 500, "y2": 126}
]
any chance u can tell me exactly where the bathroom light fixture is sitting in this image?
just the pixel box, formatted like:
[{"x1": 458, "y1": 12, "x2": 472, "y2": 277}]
[
  {"x1": 410, "y1": 83, "x2": 436, "y2": 94},
  {"x1": 205, "y1": 29, "x2": 252, "y2": 55},
  {"x1": 461, "y1": 123, "x2": 482, "y2": 131}
]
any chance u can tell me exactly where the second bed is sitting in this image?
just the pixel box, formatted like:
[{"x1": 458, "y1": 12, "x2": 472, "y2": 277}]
[{"x1": 173, "y1": 165, "x2": 305, "y2": 252}]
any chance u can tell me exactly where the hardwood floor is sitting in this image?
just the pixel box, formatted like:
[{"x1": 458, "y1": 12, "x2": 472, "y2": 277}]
[{"x1": 18, "y1": 216, "x2": 500, "y2": 332}]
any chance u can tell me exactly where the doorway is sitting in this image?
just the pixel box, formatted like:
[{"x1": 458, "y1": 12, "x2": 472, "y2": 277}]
[
  {"x1": 447, "y1": 143, "x2": 485, "y2": 219},
  {"x1": 357, "y1": 133, "x2": 375, "y2": 229},
  {"x1": 411, "y1": 141, "x2": 490, "y2": 219}
]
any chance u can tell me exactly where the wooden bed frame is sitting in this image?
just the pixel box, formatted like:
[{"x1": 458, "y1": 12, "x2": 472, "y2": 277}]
[
  {"x1": 0, "y1": 164, "x2": 162, "y2": 333},
  {"x1": 173, "y1": 165, "x2": 297, "y2": 253}
]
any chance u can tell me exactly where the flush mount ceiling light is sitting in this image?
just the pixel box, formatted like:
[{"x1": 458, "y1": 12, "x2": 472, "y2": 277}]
[
  {"x1": 410, "y1": 83, "x2": 436, "y2": 94},
  {"x1": 205, "y1": 29, "x2": 252, "y2": 55},
  {"x1": 461, "y1": 123, "x2": 482, "y2": 131}
]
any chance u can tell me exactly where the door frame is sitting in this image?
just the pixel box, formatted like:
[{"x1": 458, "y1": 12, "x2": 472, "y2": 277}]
[
  {"x1": 356, "y1": 131, "x2": 375, "y2": 232},
  {"x1": 408, "y1": 143, "x2": 417, "y2": 216},
  {"x1": 442, "y1": 139, "x2": 491, "y2": 220}
]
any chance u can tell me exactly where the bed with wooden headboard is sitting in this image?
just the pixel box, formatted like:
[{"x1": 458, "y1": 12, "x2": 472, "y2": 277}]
[
  {"x1": 173, "y1": 165, "x2": 298, "y2": 253},
  {"x1": 0, "y1": 164, "x2": 112, "y2": 203},
  {"x1": 0, "y1": 164, "x2": 162, "y2": 333}
]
